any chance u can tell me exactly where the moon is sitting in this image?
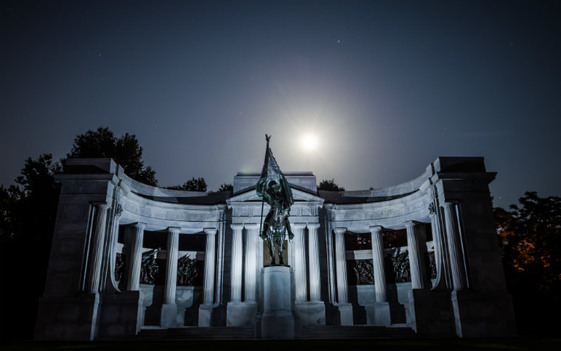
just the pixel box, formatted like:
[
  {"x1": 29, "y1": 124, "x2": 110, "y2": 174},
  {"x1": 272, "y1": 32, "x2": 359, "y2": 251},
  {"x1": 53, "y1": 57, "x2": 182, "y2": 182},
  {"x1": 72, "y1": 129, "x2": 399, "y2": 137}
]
[{"x1": 300, "y1": 133, "x2": 319, "y2": 152}]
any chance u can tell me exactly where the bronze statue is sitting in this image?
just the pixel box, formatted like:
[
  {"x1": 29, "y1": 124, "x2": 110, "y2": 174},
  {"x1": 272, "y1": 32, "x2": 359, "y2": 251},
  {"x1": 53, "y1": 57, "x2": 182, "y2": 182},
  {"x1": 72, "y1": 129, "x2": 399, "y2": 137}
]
[{"x1": 257, "y1": 135, "x2": 294, "y2": 265}]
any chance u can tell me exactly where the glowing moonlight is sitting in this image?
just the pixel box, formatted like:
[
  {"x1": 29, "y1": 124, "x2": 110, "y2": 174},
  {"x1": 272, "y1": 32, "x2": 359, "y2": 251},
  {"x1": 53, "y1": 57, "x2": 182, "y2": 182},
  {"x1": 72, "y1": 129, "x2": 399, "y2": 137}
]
[{"x1": 301, "y1": 133, "x2": 319, "y2": 152}]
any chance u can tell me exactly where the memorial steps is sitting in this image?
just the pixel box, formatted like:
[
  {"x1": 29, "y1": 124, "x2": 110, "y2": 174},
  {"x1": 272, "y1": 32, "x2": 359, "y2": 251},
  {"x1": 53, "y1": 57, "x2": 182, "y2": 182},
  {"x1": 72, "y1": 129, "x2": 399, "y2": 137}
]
[
  {"x1": 300, "y1": 325, "x2": 417, "y2": 340},
  {"x1": 137, "y1": 326, "x2": 255, "y2": 340},
  {"x1": 134, "y1": 325, "x2": 417, "y2": 340}
]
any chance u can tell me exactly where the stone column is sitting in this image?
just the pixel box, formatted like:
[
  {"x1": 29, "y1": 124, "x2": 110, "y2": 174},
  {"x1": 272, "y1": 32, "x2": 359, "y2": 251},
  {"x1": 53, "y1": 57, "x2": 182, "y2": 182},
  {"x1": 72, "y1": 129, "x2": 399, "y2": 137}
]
[
  {"x1": 230, "y1": 224, "x2": 244, "y2": 302},
  {"x1": 429, "y1": 203, "x2": 451, "y2": 289},
  {"x1": 86, "y1": 203, "x2": 109, "y2": 294},
  {"x1": 405, "y1": 221, "x2": 428, "y2": 289},
  {"x1": 199, "y1": 228, "x2": 217, "y2": 327},
  {"x1": 307, "y1": 223, "x2": 321, "y2": 302},
  {"x1": 333, "y1": 228, "x2": 348, "y2": 303},
  {"x1": 369, "y1": 226, "x2": 387, "y2": 302},
  {"x1": 293, "y1": 223, "x2": 308, "y2": 303},
  {"x1": 161, "y1": 227, "x2": 180, "y2": 328},
  {"x1": 370, "y1": 225, "x2": 392, "y2": 326},
  {"x1": 126, "y1": 222, "x2": 145, "y2": 291},
  {"x1": 107, "y1": 204, "x2": 122, "y2": 292},
  {"x1": 333, "y1": 227, "x2": 353, "y2": 325},
  {"x1": 442, "y1": 202, "x2": 467, "y2": 290},
  {"x1": 203, "y1": 228, "x2": 217, "y2": 305},
  {"x1": 244, "y1": 224, "x2": 259, "y2": 302}
]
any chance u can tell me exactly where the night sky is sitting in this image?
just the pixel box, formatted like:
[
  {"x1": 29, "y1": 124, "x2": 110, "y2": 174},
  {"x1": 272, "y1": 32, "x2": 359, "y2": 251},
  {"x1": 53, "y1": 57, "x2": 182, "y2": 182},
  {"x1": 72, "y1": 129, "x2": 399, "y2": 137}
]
[{"x1": 1, "y1": 0, "x2": 560, "y2": 209}]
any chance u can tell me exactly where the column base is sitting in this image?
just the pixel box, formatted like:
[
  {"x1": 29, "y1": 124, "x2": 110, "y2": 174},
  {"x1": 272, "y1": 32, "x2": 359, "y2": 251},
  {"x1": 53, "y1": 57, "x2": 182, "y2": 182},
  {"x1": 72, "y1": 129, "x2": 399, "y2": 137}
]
[
  {"x1": 160, "y1": 303, "x2": 178, "y2": 328},
  {"x1": 198, "y1": 304, "x2": 213, "y2": 327},
  {"x1": 226, "y1": 301, "x2": 258, "y2": 327},
  {"x1": 374, "y1": 302, "x2": 392, "y2": 326},
  {"x1": 295, "y1": 301, "x2": 326, "y2": 326},
  {"x1": 337, "y1": 302, "x2": 354, "y2": 326}
]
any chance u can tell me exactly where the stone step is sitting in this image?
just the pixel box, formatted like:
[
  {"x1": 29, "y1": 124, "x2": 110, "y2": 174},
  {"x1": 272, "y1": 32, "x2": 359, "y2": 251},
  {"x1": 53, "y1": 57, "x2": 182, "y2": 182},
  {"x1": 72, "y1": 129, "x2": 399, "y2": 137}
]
[
  {"x1": 136, "y1": 325, "x2": 416, "y2": 340},
  {"x1": 137, "y1": 326, "x2": 255, "y2": 340},
  {"x1": 300, "y1": 325, "x2": 417, "y2": 339}
]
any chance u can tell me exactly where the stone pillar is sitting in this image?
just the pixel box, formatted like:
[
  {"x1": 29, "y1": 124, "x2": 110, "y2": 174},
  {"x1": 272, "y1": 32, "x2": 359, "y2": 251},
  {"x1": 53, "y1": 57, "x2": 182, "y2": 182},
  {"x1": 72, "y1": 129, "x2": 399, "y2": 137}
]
[
  {"x1": 307, "y1": 223, "x2": 321, "y2": 302},
  {"x1": 199, "y1": 228, "x2": 217, "y2": 327},
  {"x1": 369, "y1": 226, "x2": 387, "y2": 302},
  {"x1": 127, "y1": 223, "x2": 145, "y2": 291},
  {"x1": 333, "y1": 227, "x2": 353, "y2": 325},
  {"x1": 442, "y1": 202, "x2": 467, "y2": 290},
  {"x1": 429, "y1": 203, "x2": 452, "y2": 290},
  {"x1": 244, "y1": 224, "x2": 259, "y2": 302},
  {"x1": 203, "y1": 228, "x2": 217, "y2": 304},
  {"x1": 161, "y1": 227, "x2": 180, "y2": 328},
  {"x1": 107, "y1": 204, "x2": 122, "y2": 292},
  {"x1": 293, "y1": 223, "x2": 308, "y2": 303},
  {"x1": 230, "y1": 224, "x2": 244, "y2": 302},
  {"x1": 86, "y1": 203, "x2": 109, "y2": 294},
  {"x1": 405, "y1": 221, "x2": 429, "y2": 290},
  {"x1": 369, "y1": 225, "x2": 391, "y2": 326}
]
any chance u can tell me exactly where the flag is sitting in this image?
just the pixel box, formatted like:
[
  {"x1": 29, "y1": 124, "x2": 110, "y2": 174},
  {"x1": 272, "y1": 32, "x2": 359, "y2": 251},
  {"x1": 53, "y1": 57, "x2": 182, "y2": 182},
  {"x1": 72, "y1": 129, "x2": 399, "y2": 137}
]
[{"x1": 256, "y1": 134, "x2": 293, "y2": 207}]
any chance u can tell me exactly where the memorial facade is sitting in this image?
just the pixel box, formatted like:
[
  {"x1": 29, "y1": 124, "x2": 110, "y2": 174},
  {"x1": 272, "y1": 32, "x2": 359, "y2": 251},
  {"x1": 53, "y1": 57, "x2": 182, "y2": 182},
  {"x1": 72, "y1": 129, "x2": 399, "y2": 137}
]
[{"x1": 34, "y1": 156, "x2": 515, "y2": 340}]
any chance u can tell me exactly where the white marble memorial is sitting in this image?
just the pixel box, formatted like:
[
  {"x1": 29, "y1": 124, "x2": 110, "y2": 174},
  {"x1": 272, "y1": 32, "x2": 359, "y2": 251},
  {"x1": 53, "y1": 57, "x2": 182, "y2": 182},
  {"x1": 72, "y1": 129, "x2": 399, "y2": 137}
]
[{"x1": 34, "y1": 157, "x2": 515, "y2": 340}]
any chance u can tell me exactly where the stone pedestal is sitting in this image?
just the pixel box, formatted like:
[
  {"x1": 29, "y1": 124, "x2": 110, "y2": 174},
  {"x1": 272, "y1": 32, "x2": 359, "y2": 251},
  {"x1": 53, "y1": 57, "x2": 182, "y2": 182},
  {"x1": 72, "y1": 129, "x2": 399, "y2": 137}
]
[
  {"x1": 34, "y1": 293, "x2": 100, "y2": 341},
  {"x1": 451, "y1": 290, "x2": 516, "y2": 337},
  {"x1": 374, "y1": 302, "x2": 392, "y2": 326},
  {"x1": 160, "y1": 303, "x2": 178, "y2": 328},
  {"x1": 98, "y1": 291, "x2": 143, "y2": 338},
  {"x1": 295, "y1": 301, "x2": 326, "y2": 326},
  {"x1": 227, "y1": 301, "x2": 258, "y2": 327},
  {"x1": 198, "y1": 304, "x2": 213, "y2": 327},
  {"x1": 337, "y1": 302, "x2": 354, "y2": 326},
  {"x1": 260, "y1": 266, "x2": 295, "y2": 339},
  {"x1": 408, "y1": 289, "x2": 455, "y2": 336}
]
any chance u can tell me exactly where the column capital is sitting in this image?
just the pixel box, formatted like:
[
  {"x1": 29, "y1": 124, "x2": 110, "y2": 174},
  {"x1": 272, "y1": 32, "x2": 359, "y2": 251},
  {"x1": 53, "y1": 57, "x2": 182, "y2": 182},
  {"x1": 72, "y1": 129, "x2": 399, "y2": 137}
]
[
  {"x1": 243, "y1": 223, "x2": 259, "y2": 230},
  {"x1": 203, "y1": 228, "x2": 217, "y2": 235},
  {"x1": 441, "y1": 201, "x2": 458, "y2": 209},
  {"x1": 231, "y1": 223, "x2": 244, "y2": 231},
  {"x1": 369, "y1": 225, "x2": 383, "y2": 234},
  {"x1": 95, "y1": 203, "x2": 110, "y2": 210},
  {"x1": 168, "y1": 226, "x2": 181, "y2": 234},
  {"x1": 307, "y1": 223, "x2": 320, "y2": 230},
  {"x1": 333, "y1": 227, "x2": 347, "y2": 235},
  {"x1": 404, "y1": 220, "x2": 419, "y2": 229},
  {"x1": 132, "y1": 222, "x2": 146, "y2": 230},
  {"x1": 292, "y1": 223, "x2": 307, "y2": 230}
]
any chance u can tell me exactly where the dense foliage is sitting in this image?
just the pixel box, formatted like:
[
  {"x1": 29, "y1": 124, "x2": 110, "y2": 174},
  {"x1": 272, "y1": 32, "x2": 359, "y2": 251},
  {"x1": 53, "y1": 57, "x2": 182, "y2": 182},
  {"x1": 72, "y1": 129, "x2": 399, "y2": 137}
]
[
  {"x1": 67, "y1": 127, "x2": 157, "y2": 186},
  {"x1": 494, "y1": 191, "x2": 561, "y2": 336},
  {"x1": 318, "y1": 179, "x2": 345, "y2": 191}
]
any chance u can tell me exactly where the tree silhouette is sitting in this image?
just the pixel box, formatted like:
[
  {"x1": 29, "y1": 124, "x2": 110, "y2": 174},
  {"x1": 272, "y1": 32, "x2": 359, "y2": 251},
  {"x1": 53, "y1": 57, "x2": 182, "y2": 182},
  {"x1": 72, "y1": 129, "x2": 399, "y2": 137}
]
[
  {"x1": 166, "y1": 177, "x2": 207, "y2": 192},
  {"x1": 318, "y1": 178, "x2": 345, "y2": 191},
  {"x1": 0, "y1": 154, "x2": 61, "y2": 341},
  {"x1": 67, "y1": 127, "x2": 157, "y2": 186},
  {"x1": 494, "y1": 191, "x2": 561, "y2": 336}
]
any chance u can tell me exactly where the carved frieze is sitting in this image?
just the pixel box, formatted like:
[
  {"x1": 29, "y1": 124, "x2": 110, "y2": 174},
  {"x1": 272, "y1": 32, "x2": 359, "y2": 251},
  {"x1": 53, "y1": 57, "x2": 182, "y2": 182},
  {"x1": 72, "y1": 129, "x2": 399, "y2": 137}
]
[
  {"x1": 177, "y1": 254, "x2": 198, "y2": 286},
  {"x1": 140, "y1": 249, "x2": 159, "y2": 285},
  {"x1": 352, "y1": 260, "x2": 374, "y2": 285}
]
